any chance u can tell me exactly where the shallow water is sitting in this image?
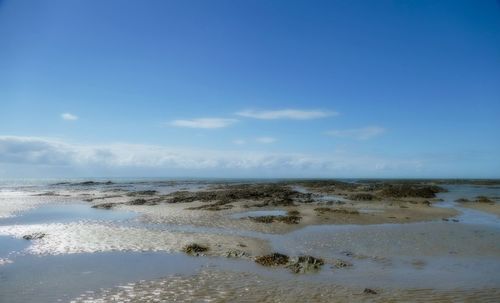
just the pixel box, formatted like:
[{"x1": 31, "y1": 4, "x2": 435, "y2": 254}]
[
  {"x1": 435, "y1": 185, "x2": 500, "y2": 228},
  {"x1": 0, "y1": 252, "x2": 208, "y2": 303},
  {"x1": 230, "y1": 210, "x2": 288, "y2": 219},
  {"x1": 0, "y1": 236, "x2": 28, "y2": 259},
  {"x1": 0, "y1": 204, "x2": 136, "y2": 226}
]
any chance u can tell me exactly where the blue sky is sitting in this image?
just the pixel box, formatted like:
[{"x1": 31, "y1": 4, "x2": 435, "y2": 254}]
[{"x1": 1, "y1": 0, "x2": 499, "y2": 178}]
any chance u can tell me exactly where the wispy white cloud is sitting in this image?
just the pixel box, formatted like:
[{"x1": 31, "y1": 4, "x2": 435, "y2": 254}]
[
  {"x1": 170, "y1": 118, "x2": 237, "y2": 129},
  {"x1": 0, "y1": 136, "x2": 422, "y2": 177},
  {"x1": 61, "y1": 113, "x2": 78, "y2": 121},
  {"x1": 256, "y1": 137, "x2": 276, "y2": 144},
  {"x1": 326, "y1": 126, "x2": 386, "y2": 140},
  {"x1": 232, "y1": 139, "x2": 246, "y2": 145},
  {"x1": 236, "y1": 109, "x2": 336, "y2": 120}
]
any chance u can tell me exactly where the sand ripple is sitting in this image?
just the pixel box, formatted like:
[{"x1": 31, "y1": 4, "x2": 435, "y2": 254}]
[
  {"x1": 0, "y1": 222, "x2": 269, "y2": 256},
  {"x1": 70, "y1": 270, "x2": 500, "y2": 303}
]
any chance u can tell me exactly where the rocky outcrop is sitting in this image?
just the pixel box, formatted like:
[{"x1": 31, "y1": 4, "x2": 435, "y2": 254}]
[{"x1": 378, "y1": 184, "x2": 445, "y2": 198}]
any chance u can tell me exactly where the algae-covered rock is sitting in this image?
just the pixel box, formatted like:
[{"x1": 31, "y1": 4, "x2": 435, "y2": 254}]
[
  {"x1": 248, "y1": 215, "x2": 301, "y2": 224},
  {"x1": 475, "y1": 196, "x2": 494, "y2": 203},
  {"x1": 348, "y1": 193, "x2": 376, "y2": 201},
  {"x1": 333, "y1": 259, "x2": 353, "y2": 269},
  {"x1": 91, "y1": 203, "x2": 115, "y2": 209},
  {"x1": 255, "y1": 253, "x2": 289, "y2": 266},
  {"x1": 314, "y1": 207, "x2": 359, "y2": 215},
  {"x1": 23, "y1": 232, "x2": 46, "y2": 240},
  {"x1": 287, "y1": 255, "x2": 324, "y2": 273},
  {"x1": 364, "y1": 288, "x2": 378, "y2": 295},
  {"x1": 126, "y1": 190, "x2": 158, "y2": 197},
  {"x1": 183, "y1": 243, "x2": 209, "y2": 256}
]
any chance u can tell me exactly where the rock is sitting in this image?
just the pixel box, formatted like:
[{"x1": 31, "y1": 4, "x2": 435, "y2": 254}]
[
  {"x1": 32, "y1": 191, "x2": 59, "y2": 196},
  {"x1": 341, "y1": 250, "x2": 354, "y2": 257},
  {"x1": 183, "y1": 243, "x2": 209, "y2": 256},
  {"x1": 287, "y1": 255, "x2": 325, "y2": 273},
  {"x1": 248, "y1": 215, "x2": 301, "y2": 224},
  {"x1": 75, "y1": 181, "x2": 114, "y2": 186},
  {"x1": 442, "y1": 218, "x2": 449, "y2": 222},
  {"x1": 187, "y1": 203, "x2": 234, "y2": 211},
  {"x1": 126, "y1": 190, "x2": 158, "y2": 197},
  {"x1": 91, "y1": 203, "x2": 115, "y2": 209},
  {"x1": 314, "y1": 207, "x2": 332, "y2": 214},
  {"x1": 126, "y1": 198, "x2": 155, "y2": 205},
  {"x1": 297, "y1": 180, "x2": 359, "y2": 193},
  {"x1": 363, "y1": 288, "x2": 378, "y2": 295},
  {"x1": 314, "y1": 207, "x2": 359, "y2": 215},
  {"x1": 475, "y1": 196, "x2": 494, "y2": 203},
  {"x1": 249, "y1": 216, "x2": 275, "y2": 223},
  {"x1": 225, "y1": 249, "x2": 248, "y2": 258},
  {"x1": 79, "y1": 181, "x2": 100, "y2": 186},
  {"x1": 278, "y1": 215, "x2": 301, "y2": 224},
  {"x1": 287, "y1": 210, "x2": 300, "y2": 216},
  {"x1": 22, "y1": 232, "x2": 46, "y2": 240},
  {"x1": 0, "y1": 258, "x2": 13, "y2": 265},
  {"x1": 455, "y1": 198, "x2": 470, "y2": 203},
  {"x1": 348, "y1": 193, "x2": 376, "y2": 201},
  {"x1": 255, "y1": 253, "x2": 290, "y2": 266},
  {"x1": 333, "y1": 259, "x2": 353, "y2": 269}
]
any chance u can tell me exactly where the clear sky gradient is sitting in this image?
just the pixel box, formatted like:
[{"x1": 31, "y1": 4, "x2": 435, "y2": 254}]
[{"x1": 1, "y1": 0, "x2": 499, "y2": 178}]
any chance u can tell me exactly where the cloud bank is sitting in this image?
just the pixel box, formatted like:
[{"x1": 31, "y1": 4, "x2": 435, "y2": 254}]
[
  {"x1": 170, "y1": 118, "x2": 237, "y2": 129},
  {"x1": 0, "y1": 136, "x2": 423, "y2": 178},
  {"x1": 236, "y1": 109, "x2": 336, "y2": 120}
]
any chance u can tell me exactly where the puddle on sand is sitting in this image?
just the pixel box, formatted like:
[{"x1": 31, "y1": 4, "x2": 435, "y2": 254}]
[
  {"x1": 230, "y1": 210, "x2": 288, "y2": 219},
  {"x1": 0, "y1": 204, "x2": 136, "y2": 226},
  {"x1": 0, "y1": 252, "x2": 208, "y2": 303}
]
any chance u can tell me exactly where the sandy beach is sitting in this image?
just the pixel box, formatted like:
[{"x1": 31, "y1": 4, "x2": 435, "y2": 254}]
[{"x1": 1, "y1": 179, "x2": 499, "y2": 302}]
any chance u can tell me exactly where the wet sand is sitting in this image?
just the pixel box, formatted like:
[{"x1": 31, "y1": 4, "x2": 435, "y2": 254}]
[{"x1": 71, "y1": 269, "x2": 500, "y2": 303}]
